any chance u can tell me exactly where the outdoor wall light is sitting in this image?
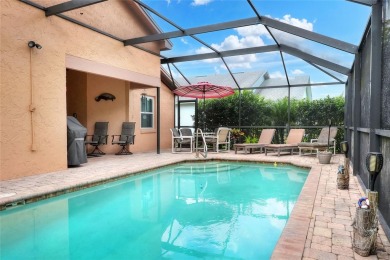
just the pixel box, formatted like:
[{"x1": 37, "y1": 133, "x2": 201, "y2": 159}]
[
  {"x1": 340, "y1": 141, "x2": 349, "y2": 158},
  {"x1": 141, "y1": 90, "x2": 147, "y2": 103},
  {"x1": 28, "y1": 41, "x2": 42, "y2": 49},
  {"x1": 141, "y1": 89, "x2": 147, "y2": 99},
  {"x1": 365, "y1": 152, "x2": 383, "y2": 191}
]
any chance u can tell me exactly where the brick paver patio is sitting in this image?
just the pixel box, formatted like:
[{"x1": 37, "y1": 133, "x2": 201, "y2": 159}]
[{"x1": 0, "y1": 150, "x2": 389, "y2": 259}]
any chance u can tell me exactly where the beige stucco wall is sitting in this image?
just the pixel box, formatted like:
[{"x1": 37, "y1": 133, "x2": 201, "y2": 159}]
[
  {"x1": 66, "y1": 70, "x2": 88, "y2": 126},
  {"x1": 0, "y1": 0, "x2": 172, "y2": 180},
  {"x1": 160, "y1": 82, "x2": 175, "y2": 150},
  {"x1": 129, "y1": 83, "x2": 174, "y2": 153},
  {"x1": 85, "y1": 74, "x2": 129, "y2": 155}
]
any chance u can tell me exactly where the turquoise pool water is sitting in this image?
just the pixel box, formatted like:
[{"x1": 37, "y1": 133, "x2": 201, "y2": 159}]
[{"x1": 0, "y1": 161, "x2": 308, "y2": 259}]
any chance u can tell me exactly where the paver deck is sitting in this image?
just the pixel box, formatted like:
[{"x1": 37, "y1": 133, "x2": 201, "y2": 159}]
[{"x1": 1, "y1": 150, "x2": 389, "y2": 259}]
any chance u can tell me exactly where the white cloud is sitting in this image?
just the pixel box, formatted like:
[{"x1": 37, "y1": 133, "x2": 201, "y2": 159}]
[
  {"x1": 223, "y1": 54, "x2": 258, "y2": 69},
  {"x1": 268, "y1": 15, "x2": 314, "y2": 47},
  {"x1": 195, "y1": 32, "x2": 265, "y2": 68},
  {"x1": 194, "y1": 14, "x2": 314, "y2": 69},
  {"x1": 210, "y1": 35, "x2": 265, "y2": 51},
  {"x1": 234, "y1": 24, "x2": 269, "y2": 38},
  {"x1": 166, "y1": 0, "x2": 171, "y2": 5},
  {"x1": 235, "y1": 15, "x2": 314, "y2": 46},
  {"x1": 291, "y1": 69, "x2": 304, "y2": 75},
  {"x1": 268, "y1": 71, "x2": 285, "y2": 78},
  {"x1": 278, "y1": 14, "x2": 313, "y2": 31},
  {"x1": 195, "y1": 46, "x2": 212, "y2": 54},
  {"x1": 191, "y1": 0, "x2": 212, "y2": 6}
]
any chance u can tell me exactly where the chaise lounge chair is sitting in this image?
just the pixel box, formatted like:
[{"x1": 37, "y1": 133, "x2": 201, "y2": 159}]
[
  {"x1": 84, "y1": 122, "x2": 109, "y2": 156},
  {"x1": 111, "y1": 122, "x2": 136, "y2": 155},
  {"x1": 233, "y1": 129, "x2": 276, "y2": 154},
  {"x1": 298, "y1": 127, "x2": 338, "y2": 156},
  {"x1": 264, "y1": 129, "x2": 305, "y2": 156}
]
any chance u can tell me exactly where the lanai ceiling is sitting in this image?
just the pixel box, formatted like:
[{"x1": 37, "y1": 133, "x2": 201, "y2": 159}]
[{"x1": 21, "y1": 0, "x2": 372, "y2": 98}]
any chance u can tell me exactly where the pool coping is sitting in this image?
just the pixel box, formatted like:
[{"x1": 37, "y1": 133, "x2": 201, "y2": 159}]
[
  {"x1": 0, "y1": 157, "x2": 310, "y2": 210},
  {"x1": 271, "y1": 166, "x2": 321, "y2": 259}
]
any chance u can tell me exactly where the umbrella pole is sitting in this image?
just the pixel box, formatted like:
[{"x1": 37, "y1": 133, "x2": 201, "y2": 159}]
[{"x1": 203, "y1": 96, "x2": 206, "y2": 131}]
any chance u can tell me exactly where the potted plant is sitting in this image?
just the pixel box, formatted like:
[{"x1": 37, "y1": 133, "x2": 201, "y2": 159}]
[
  {"x1": 230, "y1": 128, "x2": 245, "y2": 145},
  {"x1": 318, "y1": 120, "x2": 332, "y2": 164}
]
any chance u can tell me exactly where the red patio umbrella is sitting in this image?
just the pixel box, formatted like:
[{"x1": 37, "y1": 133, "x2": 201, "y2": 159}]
[{"x1": 173, "y1": 82, "x2": 235, "y2": 129}]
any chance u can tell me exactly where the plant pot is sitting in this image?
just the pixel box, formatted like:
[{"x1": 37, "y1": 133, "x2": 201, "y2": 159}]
[{"x1": 318, "y1": 152, "x2": 332, "y2": 164}]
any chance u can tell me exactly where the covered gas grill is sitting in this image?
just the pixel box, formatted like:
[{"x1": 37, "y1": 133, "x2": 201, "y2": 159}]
[{"x1": 67, "y1": 116, "x2": 87, "y2": 166}]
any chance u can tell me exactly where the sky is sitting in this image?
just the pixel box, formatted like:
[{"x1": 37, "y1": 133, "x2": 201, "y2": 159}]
[{"x1": 141, "y1": 0, "x2": 371, "y2": 99}]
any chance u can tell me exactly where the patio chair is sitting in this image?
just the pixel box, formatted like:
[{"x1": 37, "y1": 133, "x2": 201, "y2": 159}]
[
  {"x1": 264, "y1": 129, "x2": 305, "y2": 156},
  {"x1": 84, "y1": 122, "x2": 109, "y2": 156},
  {"x1": 170, "y1": 128, "x2": 193, "y2": 153},
  {"x1": 233, "y1": 129, "x2": 276, "y2": 154},
  {"x1": 179, "y1": 128, "x2": 193, "y2": 138},
  {"x1": 179, "y1": 128, "x2": 195, "y2": 148},
  {"x1": 298, "y1": 127, "x2": 338, "y2": 156},
  {"x1": 204, "y1": 127, "x2": 231, "y2": 153},
  {"x1": 111, "y1": 122, "x2": 136, "y2": 155}
]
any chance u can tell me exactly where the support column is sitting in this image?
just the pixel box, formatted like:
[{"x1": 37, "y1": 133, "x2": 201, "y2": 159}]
[
  {"x1": 178, "y1": 98, "x2": 181, "y2": 129},
  {"x1": 344, "y1": 76, "x2": 350, "y2": 143},
  {"x1": 239, "y1": 89, "x2": 242, "y2": 128},
  {"x1": 195, "y1": 98, "x2": 198, "y2": 130},
  {"x1": 287, "y1": 86, "x2": 291, "y2": 133},
  {"x1": 173, "y1": 95, "x2": 176, "y2": 128},
  {"x1": 353, "y1": 53, "x2": 362, "y2": 175},
  {"x1": 157, "y1": 87, "x2": 160, "y2": 154},
  {"x1": 369, "y1": 1, "x2": 383, "y2": 152}
]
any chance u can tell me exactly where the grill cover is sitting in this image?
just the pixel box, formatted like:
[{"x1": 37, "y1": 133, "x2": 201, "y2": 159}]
[{"x1": 67, "y1": 116, "x2": 87, "y2": 166}]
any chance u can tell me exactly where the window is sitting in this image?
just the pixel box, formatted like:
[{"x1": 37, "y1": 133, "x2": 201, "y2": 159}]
[{"x1": 141, "y1": 95, "x2": 154, "y2": 128}]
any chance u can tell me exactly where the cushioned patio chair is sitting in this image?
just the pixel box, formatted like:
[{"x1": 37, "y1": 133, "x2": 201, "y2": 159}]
[
  {"x1": 170, "y1": 128, "x2": 193, "y2": 153},
  {"x1": 84, "y1": 122, "x2": 109, "y2": 156},
  {"x1": 204, "y1": 127, "x2": 231, "y2": 153},
  {"x1": 298, "y1": 127, "x2": 338, "y2": 156},
  {"x1": 111, "y1": 122, "x2": 136, "y2": 155},
  {"x1": 233, "y1": 129, "x2": 276, "y2": 154},
  {"x1": 264, "y1": 129, "x2": 305, "y2": 156},
  {"x1": 179, "y1": 128, "x2": 193, "y2": 138}
]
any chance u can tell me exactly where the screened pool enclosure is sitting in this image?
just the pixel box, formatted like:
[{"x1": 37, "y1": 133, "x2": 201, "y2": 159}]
[{"x1": 21, "y1": 0, "x2": 390, "y2": 239}]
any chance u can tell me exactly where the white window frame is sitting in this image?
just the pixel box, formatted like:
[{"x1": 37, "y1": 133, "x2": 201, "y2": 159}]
[{"x1": 141, "y1": 95, "x2": 154, "y2": 129}]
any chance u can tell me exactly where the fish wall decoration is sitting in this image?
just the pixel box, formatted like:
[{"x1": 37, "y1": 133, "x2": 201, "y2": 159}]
[{"x1": 95, "y1": 93, "x2": 116, "y2": 102}]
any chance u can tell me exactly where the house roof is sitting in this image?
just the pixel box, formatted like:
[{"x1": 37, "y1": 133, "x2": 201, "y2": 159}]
[
  {"x1": 254, "y1": 74, "x2": 312, "y2": 100},
  {"x1": 186, "y1": 71, "x2": 267, "y2": 89}
]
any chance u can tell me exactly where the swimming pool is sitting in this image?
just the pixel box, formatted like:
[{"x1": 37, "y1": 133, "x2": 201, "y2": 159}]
[{"x1": 0, "y1": 161, "x2": 308, "y2": 259}]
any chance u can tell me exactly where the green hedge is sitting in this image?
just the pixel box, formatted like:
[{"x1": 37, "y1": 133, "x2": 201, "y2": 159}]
[{"x1": 199, "y1": 91, "x2": 345, "y2": 152}]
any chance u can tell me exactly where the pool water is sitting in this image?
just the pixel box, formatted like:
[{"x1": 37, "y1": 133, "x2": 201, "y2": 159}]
[{"x1": 0, "y1": 161, "x2": 308, "y2": 259}]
